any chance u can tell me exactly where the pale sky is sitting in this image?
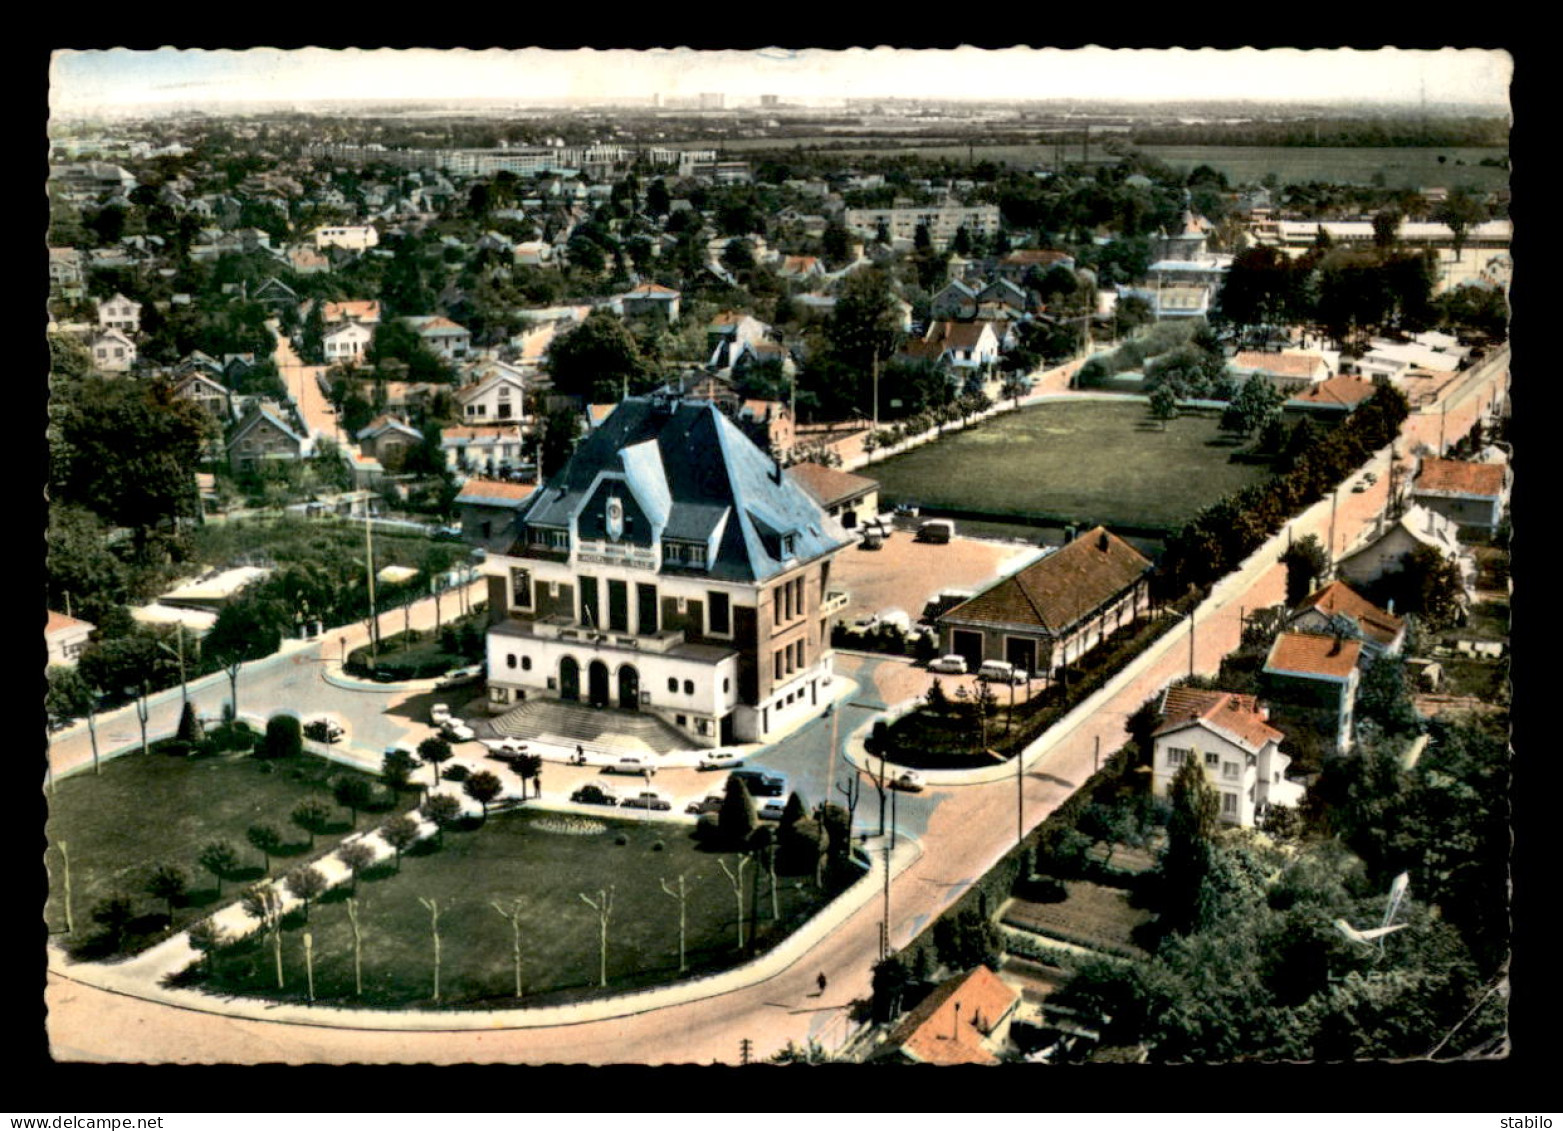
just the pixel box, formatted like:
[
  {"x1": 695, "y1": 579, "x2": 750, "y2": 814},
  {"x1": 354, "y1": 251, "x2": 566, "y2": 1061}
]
[{"x1": 50, "y1": 47, "x2": 1512, "y2": 114}]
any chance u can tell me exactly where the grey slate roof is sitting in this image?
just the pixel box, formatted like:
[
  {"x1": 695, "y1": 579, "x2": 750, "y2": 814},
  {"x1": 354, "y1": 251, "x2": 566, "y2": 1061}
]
[{"x1": 515, "y1": 397, "x2": 848, "y2": 582}]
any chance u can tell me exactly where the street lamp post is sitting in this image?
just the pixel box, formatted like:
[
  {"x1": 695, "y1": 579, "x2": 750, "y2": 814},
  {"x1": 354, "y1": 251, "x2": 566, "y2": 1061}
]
[
  {"x1": 132, "y1": 683, "x2": 150, "y2": 756},
  {"x1": 86, "y1": 688, "x2": 102, "y2": 776}
]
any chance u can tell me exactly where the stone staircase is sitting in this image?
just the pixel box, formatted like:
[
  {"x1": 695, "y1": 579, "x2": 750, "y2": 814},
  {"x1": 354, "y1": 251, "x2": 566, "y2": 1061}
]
[{"x1": 479, "y1": 698, "x2": 691, "y2": 757}]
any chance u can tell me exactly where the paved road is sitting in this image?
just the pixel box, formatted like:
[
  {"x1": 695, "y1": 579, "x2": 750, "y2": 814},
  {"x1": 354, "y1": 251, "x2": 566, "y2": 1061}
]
[{"x1": 270, "y1": 322, "x2": 342, "y2": 447}]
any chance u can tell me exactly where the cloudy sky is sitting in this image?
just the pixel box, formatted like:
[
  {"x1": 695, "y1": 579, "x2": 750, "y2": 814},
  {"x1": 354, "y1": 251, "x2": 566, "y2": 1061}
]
[{"x1": 50, "y1": 47, "x2": 1512, "y2": 114}]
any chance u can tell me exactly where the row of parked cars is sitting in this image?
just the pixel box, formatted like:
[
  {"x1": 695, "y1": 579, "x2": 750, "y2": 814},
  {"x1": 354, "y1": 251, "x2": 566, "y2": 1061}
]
[{"x1": 927, "y1": 655, "x2": 1031, "y2": 684}]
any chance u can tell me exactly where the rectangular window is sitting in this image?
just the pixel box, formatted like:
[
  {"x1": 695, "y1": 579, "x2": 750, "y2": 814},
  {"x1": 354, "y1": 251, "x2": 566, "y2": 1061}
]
[
  {"x1": 607, "y1": 579, "x2": 628, "y2": 633},
  {"x1": 1223, "y1": 762, "x2": 1240, "y2": 781},
  {"x1": 1222, "y1": 792, "x2": 1239, "y2": 816},
  {"x1": 1167, "y1": 747, "x2": 1191, "y2": 767},
  {"x1": 774, "y1": 651, "x2": 784, "y2": 681},
  {"x1": 786, "y1": 645, "x2": 796, "y2": 675},
  {"x1": 689, "y1": 544, "x2": 706, "y2": 567},
  {"x1": 708, "y1": 591, "x2": 731, "y2": 635},
  {"x1": 579, "y1": 575, "x2": 600, "y2": 628},
  {"x1": 782, "y1": 580, "x2": 793, "y2": 621},
  {"x1": 774, "y1": 591, "x2": 782, "y2": 627},
  {"x1": 510, "y1": 567, "x2": 532, "y2": 610},
  {"x1": 1205, "y1": 751, "x2": 1220, "y2": 767},
  {"x1": 548, "y1": 529, "x2": 568, "y2": 550},
  {"x1": 637, "y1": 583, "x2": 658, "y2": 635}
]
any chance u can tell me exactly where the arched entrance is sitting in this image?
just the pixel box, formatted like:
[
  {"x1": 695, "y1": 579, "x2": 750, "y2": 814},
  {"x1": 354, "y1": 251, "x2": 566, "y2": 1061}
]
[
  {"x1": 588, "y1": 660, "x2": 610, "y2": 707},
  {"x1": 559, "y1": 656, "x2": 580, "y2": 702},
  {"x1": 618, "y1": 664, "x2": 640, "y2": 710}
]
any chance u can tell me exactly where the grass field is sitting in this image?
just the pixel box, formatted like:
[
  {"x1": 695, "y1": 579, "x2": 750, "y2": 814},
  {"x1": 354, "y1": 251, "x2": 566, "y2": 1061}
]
[
  {"x1": 46, "y1": 745, "x2": 402, "y2": 956},
  {"x1": 870, "y1": 400, "x2": 1273, "y2": 532},
  {"x1": 721, "y1": 138, "x2": 1509, "y2": 189},
  {"x1": 193, "y1": 811, "x2": 845, "y2": 1009}
]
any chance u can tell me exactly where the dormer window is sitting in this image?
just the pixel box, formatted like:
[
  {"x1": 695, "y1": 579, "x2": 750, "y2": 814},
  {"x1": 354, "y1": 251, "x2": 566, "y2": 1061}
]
[{"x1": 781, "y1": 534, "x2": 796, "y2": 558}]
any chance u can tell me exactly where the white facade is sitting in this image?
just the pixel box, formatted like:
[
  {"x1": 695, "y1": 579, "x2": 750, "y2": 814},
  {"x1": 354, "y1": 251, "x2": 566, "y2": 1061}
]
[
  {"x1": 1151, "y1": 715, "x2": 1302, "y2": 828},
  {"x1": 96, "y1": 292, "x2": 141, "y2": 334},
  {"x1": 324, "y1": 321, "x2": 374, "y2": 363},
  {"x1": 459, "y1": 373, "x2": 527, "y2": 423},
  {"x1": 843, "y1": 204, "x2": 1002, "y2": 250},
  {"x1": 91, "y1": 329, "x2": 136, "y2": 372},
  {"x1": 313, "y1": 225, "x2": 380, "y2": 251}
]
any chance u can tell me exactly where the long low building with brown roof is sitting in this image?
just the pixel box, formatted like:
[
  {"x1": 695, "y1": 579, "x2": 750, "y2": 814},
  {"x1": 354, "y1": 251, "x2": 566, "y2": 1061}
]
[{"x1": 937, "y1": 526, "x2": 1152, "y2": 677}]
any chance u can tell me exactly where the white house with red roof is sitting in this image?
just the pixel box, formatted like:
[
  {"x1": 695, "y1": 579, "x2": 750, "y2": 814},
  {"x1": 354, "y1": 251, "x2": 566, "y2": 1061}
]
[
  {"x1": 323, "y1": 320, "x2": 374, "y2": 364},
  {"x1": 404, "y1": 315, "x2": 472, "y2": 360},
  {"x1": 46, "y1": 611, "x2": 95, "y2": 667},
  {"x1": 1411, "y1": 456, "x2": 1509, "y2": 534},
  {"x1": 95, "y1": 292, "x2": 142, "y2": 335},
  {"x1": 1231, "y1": 349, "x2": 1333, "y2": 392},
  {"x1": 1289, "y1": 580, "x2": 1406, "y2": 663},
  {"x1": 1152, "y1": 686, "x2": 1303, "y2": 827}
]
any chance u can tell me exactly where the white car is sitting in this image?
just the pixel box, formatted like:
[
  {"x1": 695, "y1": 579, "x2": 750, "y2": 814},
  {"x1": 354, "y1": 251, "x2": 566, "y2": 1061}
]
[
  {"x1": 891, "y1": 770, "x2": 926, "y2": 793},
  {"x1": 929, "y1": 655, "x2": 968, "y2": 675},
  {"x1": 438, "y1": 664, "x2": 484, "y2": 688},
  {"x1": 697, "y1": 750, "x2": 745, "y2": 771},
  {"x1": 757, "y1": 799, "x2": 788, "y2": 821},
  {"x1": 484, "y1": 737, "x2": 528, "y2": 760},
  {"x1": 430, "y1": 703, "x2": 454, "y2": 726},
  {"x1": 440, "y1": 719, "x2": 475, "y2": 743}
]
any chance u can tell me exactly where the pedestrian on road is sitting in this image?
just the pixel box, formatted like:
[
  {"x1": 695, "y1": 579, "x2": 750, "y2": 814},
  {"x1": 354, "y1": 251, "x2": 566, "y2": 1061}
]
[
  {"x1": 575, "y1": 744, "x2": 585, "y2": 764},
  {"x1": 817, "y1": 972, "x2": 827, "y2": 996}
]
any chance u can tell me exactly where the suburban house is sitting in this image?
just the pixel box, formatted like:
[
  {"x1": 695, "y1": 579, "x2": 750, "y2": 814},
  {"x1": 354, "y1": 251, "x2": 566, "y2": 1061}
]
[
  {"x1": 706, "y1": 311, "x2": 773, "y2": 370},
  {"x1": 1231, "y1": 350, "x2": 1333, "y2": 392},
  {"x1": 170, "y1": 370, "x2": 234, "y2": 423},
  {"x1": 1118, "y1": 281, "x2": 1213, "y2": 320},
  {"x1": 404, "y1": 315, "x2": 472, "y2": 360},
  {"x1": 729, "y1": 337, "x2": 797, "y2": 380},
  {"x1": 319, "y1": 299, "x2": 382, "y2": 326},
  {"x1": 355, "y1": 415, "x2": 424, "y2": 465},
  {"x1": 95, "y1": 292, "x2": 142, "y2": 335},
  {"x1": 1151, "y1": 686, "x2": 1304, "y2": 827},
  {"x1": 996, "y1": 248, "x2": 1076, "y2": 282},
  {"x1": 777, "y1": 255, "x2": 826, "y2": 280},
  {"x1": 91, "y1": 328, "x2": 137, "y2": 372},
  {"x1": 937, "y1": 527, "x2": 1152, "y2": 677},
  {"x1": 619, "y1": 282, "x2": 681, "y2": 324},
  {"x1": 1289, "y1": 580, "x2": 1406, "y2": 663},
  {"x1": 46, "y1": 610, "x2": 95, "y2": 667},
  {"x1": 49, "y1": 247, "x2": 85, "y2": 291},
  {"x1": 1285, "y1": 375, "x2": 1380, "y2": 416},
  {"x1": 917, "y1": 320, "x2": 1004, "y2": 371},
  {"x1": 1337, "y1": 504, "x2": 1477, "y2": 601},
  {"x1": 1262, "y1": 630, "x2": 1362, "y2": 754},
  {"x1": 441, "y1": 423, "x2": 528, "y2": 475},
  {"x1": 931, "y1": 279, "x2": 980, "y2": 321},
  {"x1": 736, "y1": 399, "x2": 795, "y2": 456},
  {"x1": 227, "y1": 407, "x2": 307, "y2": 474},
  {"x1": 875, "y1": 965, "x2": 1022, "y2": 1066},
  {"x1": 313, "y1": 224, "x2": 379, "y2": 251},
  {"x1": 456, "y1": 478, "x2": 538, "y2": 551},
  {"x1": 456, "y1": 370, "x2": 529, "y2": 424},
  {"x1": 480, "y1": 395, "x2": 853, "y2": 746},
  {"x1": 323, "y1": 320, "x2": 374, "y2": 365},
  {"x1": 286, "y1": 246, "x2": 331, "y2": 274},
  {"x1": 976, "y1": 276, "x2": 1034, "y2": 319},
  {"x1": 1411, "y1": 456, "x2": 1509, "y2": 535},
  {"x1": 786, "y1": 462, "x2": 880, "y2": 531},
  {"x1": 253, "y1": 276, "x2": 300, "y2": 311}
]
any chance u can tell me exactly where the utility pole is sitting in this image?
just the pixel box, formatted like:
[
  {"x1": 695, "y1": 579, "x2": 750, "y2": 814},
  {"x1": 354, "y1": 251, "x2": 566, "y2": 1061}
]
[
  {"x1": 1015, "y1": 744, "x2": 1024, "y2": 849},
  {"x1": 880, "y1": 839, "x2": 891, "y2": 960},
  {"x1": 872, "y1": 348, "x2": 880, "y2": 435},
  {"x1": 365, "y1": 508, "x2": 379, "y2": 660},
  {"x1": 1188, "y1": 607, "x2": 1196, "y2": 678},
  {"x1": 739, "y1": 1037, "x2": 753, "y2": 1066}
]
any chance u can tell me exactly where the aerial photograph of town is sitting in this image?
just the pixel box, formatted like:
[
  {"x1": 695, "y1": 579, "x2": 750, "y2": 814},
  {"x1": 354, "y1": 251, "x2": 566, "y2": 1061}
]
[{"x1": 41, "y1": 44, "x2": 1517, "y2": 1073}]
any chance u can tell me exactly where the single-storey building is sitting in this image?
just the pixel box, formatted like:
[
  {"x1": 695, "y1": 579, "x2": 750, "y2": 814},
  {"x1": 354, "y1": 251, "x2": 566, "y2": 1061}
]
[
  {"x1": 938, "y1": 526, "x2": 1152, "y2": 677},
  {"x1": 1411, "y1": 457, "x2": 1509, "y2": 535},
  {"x1": 456, "y1": 478, "x2": 538, "y2": 552},
  {"x1": 786, "y1": 462, "x2": 880, "y2": 531},
  {"x1": 875, "y1": 965, "x2": 1022, "y2": 1066}
]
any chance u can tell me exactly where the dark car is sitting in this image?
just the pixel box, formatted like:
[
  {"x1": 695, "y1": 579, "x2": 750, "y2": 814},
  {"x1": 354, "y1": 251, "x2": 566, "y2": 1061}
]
[
  {"x1": 571, "y1": 783, "x2": 619, "y2": 807},
  {"x1": 729, "y1": 769, "x2": 787, "y2": 798},
  {"x1": 621, "y1": 791, "x2": 672, "y2": 811}
]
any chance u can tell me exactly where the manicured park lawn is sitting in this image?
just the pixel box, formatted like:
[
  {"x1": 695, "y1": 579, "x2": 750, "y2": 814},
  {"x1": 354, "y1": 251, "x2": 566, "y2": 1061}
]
[
  {"x1": 194, "y1": 811, "x2": 850, "y2": 1009},
  {"x1": 45, "y1": 743, "x2": 406, "y2": 957},
  {"x1": 870, "y1": 400, "x2": 1274, "y2": 532}
]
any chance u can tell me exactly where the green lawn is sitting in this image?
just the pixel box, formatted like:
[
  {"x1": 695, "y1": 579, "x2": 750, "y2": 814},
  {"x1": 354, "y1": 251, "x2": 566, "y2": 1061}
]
[
  {"x1": 45, "y1": 744, "x2": 406, "y2": 958},
  {"x1": 191, "y1": 811, "x2": 849, "y2": 1009},
  {"x1": 871, "y1": 400, "x2": 1273, "y2": 532}
]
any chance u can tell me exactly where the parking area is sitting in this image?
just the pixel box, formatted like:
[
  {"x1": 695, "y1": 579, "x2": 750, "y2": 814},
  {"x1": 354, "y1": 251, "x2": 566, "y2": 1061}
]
[{"x1": 829, "y1": 530, "x2": 1040, "y2": 628}]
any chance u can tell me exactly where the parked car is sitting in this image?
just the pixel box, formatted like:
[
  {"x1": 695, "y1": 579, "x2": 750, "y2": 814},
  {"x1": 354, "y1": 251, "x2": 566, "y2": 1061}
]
[
  {"x1": 757, "y1": 798, "x2": 787, "y2": 821},
  {"x1": 438, "y1": 664, "x2": 484, "y2": 688},
  {"x1": 860, "y1": 531, "x2": 883, "y2": 550},
  {"x1": 686, "y1": 793, "x2": 726, "y2": 815},
  {"x1": 894, "y1": 501, "x2": 921, "y2": 517},
  {"x1": 891, "y1": 770, "x2": 926, "y2": 793},
  {"x1": 429, "y1": 703, "x2": 454, "y2": 726},
  {"x1": 697, "y1": 750, "x2": 745, "y2": 770},
  {"x1": 978, "y1": 659, "x2": 1027, "y2": 685},
  {"x1": 571, "y1": 783, "x2": 619, "y2": 807},
  {"x1": 929, "y1": 655, "x2": 969, "y2": 675},
  {"x1": 729, "y1": 769, "x2": 787, "y2": 798},
  {"x1": 916, "y1": 519, "x2": 955, "y2": 544},
  {"x1": 441, "y1": 719, "x2": 476, "y2": 743},
  {"x1": 621, "y1": 790, "x2": 672, "y2": 811},
  {"x1": 483, "y1": 737, "x2": 528, "y2": 761},
  {"x1": 605, "y1": 755, "x2": 656, "y2": 776},
  {"x1": 304, "y1": 716, "x2": 345, "y2": 744}
]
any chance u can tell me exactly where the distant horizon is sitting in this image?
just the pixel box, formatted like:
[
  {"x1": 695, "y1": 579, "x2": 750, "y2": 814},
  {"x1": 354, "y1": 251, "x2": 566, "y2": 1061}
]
[{"x1": 50, "y1": 47, "x2": 1513, "y2": 119}]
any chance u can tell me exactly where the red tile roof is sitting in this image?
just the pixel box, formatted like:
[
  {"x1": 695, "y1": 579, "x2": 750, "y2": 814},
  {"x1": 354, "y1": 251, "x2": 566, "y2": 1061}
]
[
  {"x1": 441, "y1": 424, "x2": 525, "y2": 442},
  {"x1": 1415, "y1": 457, "x2": 1506, "y2": 500},
  {"x1": 47, "y1": 610, "x2": 94, "y2": 635},
  {"x1": 457, "y1": 478, "x2": 536, "y2": 503},
  {"x1": 1003, "y1": 249, "x2": 1072, "y2": 266},
  {"x1": 888, "y1": 965, "x2": 1019, "y2": 1067},
  {"x1": 1155, "y1": 686, "x2": 1283, "y2": 751},
  {"x1": 943, "y1": 527, "x2": 1151, "y2": 636},
  {"x1": 786, "y1": 461, "x2": 878, "y2": 507},
  {"x1": 1232, "y1": 350, "x2": 1328, "y2": 379},
  {"x1": 1290, "y1": 375, "x2": 1377, "y2": 408},
  {"x1": 1296, "y1": 580, "x2": 1405, "y2": 648},
  {"x1": 628, "y1": 282, "x2": 679, "y2": 296},
  {"x1": 1265, "y1": 631, "x2": 1361, "y2": 681},
  {"x1": 322, "y1": 300, "x2": 381, "y2": 323}
]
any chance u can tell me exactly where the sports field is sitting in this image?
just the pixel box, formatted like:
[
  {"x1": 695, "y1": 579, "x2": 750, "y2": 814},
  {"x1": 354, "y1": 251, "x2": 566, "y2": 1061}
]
[{"x1": 869, "y1": 399, "x2": 1273, "y2": 532}]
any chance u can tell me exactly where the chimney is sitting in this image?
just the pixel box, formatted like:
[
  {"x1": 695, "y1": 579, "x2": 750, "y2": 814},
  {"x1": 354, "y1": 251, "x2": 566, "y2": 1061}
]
[
  {"x1": 1386, "y1": 598, "x2": 1395, "y2": 615},
  {"x1": 1330, "y1": 631, "x2": 1344, "y2": 656},
  {"x1": 1098, "y1": 530, "x2": 1109, "y2": 552}
]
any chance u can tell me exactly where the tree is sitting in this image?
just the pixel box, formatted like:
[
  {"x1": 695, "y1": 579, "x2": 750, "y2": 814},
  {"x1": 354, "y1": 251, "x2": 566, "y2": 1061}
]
[
  {"x1": 291, "y1": 799, "x2": 332, "y2": 849},
  {"x1": 285, "y1": 865, "x2": 329, "y2": 921},
  {"x1": 579, "y1": 887, "x2": 614, "y2": 987},
  {"x1": 717, "y1": 775, "x2": 760, "y2": 847},
  {"x1": 379, "y1": 813, "x2": 421, "y2": 871},
  {"x1": 717, "y1": 856, "x2": 751, "y2": 950},
  {"x1": 1372, "y1": 208, "x2": 1403, "y2": 251},
  {"x1": 186, "y1": 918, "x2": 229, "y2": 977},
  {"x1": 658, "y1": 874, "x2": 692, "y2": 974},
  {"x1": 382, "y1": 747, "x2": 418, "y2": 793},
  {"x1": 146, "y1": 863, "x2": 188, "y2": 923},
  {"x1": 1281, "y1": 534, "x2": 1330, "y2": 607},
  {"x1": 421, "y1": 793, "x2": 462, "y2": 847},
  {"x1": 1158, "y1": 757, "x2": 1221, "y2": 938},
  {"x1": 417, "y1": 896, "x2": 446, "y2": 1003},
  {"x1": 464, "y1": 770, "x2": 504, "y2": 823},
  {"x1": 241, "y1": 883, "x2": 287, "y2": 988},
  {"x1": 491, "y1": 896, "x2": 528, "y2": 999},
  {"x1": 91, "y1": 893, "x2": 135, "y2": 950},
  {"x1": 1436, "y1": 188, "x2": 1487, "y2": 258},
  {"x1": 418, "y1": 737, "x2": 453, "y2": 791},
  {"x1": 261, "y1": 713, "x2": 304, "y2": 760},
  {"x1": 197, "y1": 841, "x2": 240, "y2": 897},
  {"x1": 547, "y1": 311, "x2": 647, "y2": 402},
  {"x1": 1226, "y1": 376, "x2": 1287, "y2": 439},
  {"x1": 1149, "y1": 383, "x2": 1180, "y2": 431},
  {"x1": 176, "y1": 700, "x2": 203, "y2": 743},
  {"x1": 1401, "y1": 544, "x2": 1468, "y2": 631},
  {"x1": 538, "y1": 405, "x2": 584, "y2": 479},
  {"x1": 337, "y1": 841, "x2": 376, "y2": 894},
  {"x1": 334, "y1": 776, "x2": 374, "y2": 828},
  {"x1": 247, "y1": 824, "x2": 283, "y2": 874}
]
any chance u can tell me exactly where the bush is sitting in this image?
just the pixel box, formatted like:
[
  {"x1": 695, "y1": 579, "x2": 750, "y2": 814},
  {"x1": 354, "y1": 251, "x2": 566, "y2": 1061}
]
[
  {"x1": 614, "y1": 833, "x2": 629, "y2": 846},
  {"x1": 1016, "y1": 876, "x2": 1069, "y2": 903},
  {"x1": 651, "y1": 840, "x2": 665, "y2": 852},
  {"x1": 441, "y1": 764, "x2": 470, "y2": 783},
  {"x1": 159, "y1": 739, "x2": 190, "y2": 758},
  {"x1": 260, "y1": 714, "x2": 303, "y2": 760}
]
